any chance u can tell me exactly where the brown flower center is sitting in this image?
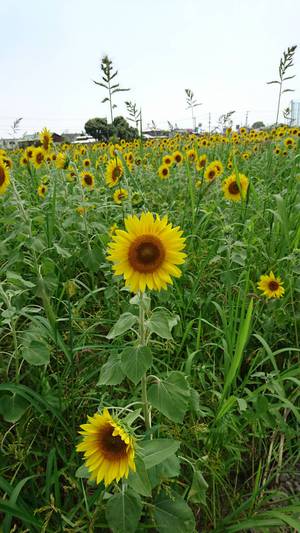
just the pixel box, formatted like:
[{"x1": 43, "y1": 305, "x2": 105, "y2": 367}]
[
  {"x1": 99, "y1": 424, "x2": 127, "y2": 460},
  {"x1": 175, "y1": 154, "x2": 182, "y2": 163},
  {"x1": 36, "y1": 152, "x2": 44, "y2": 165},
  {"x1": 162, "y1": 168, "x2": 168, "y2": 176},
  {"x1": 268, "y1": 280, "x2": 279, "y2": 291},
  {"x1": 228, "y1": 181, "x2": 240, "y2": 195},
  {"x1": 112, "y1": 166, "x2": 121, "y2": 179},
  {"x1": 208, "y1": 170, "x2": 216, "y2": 180},
  {"x1": 0, "y1": 166, "x2": 6, "y2": 186},
  {"x1": 84, "y1": 175, "x2": 93, "y2": 186},
  {"x1": 128, "y1": 235, "x2": 165, "y2": 273}
]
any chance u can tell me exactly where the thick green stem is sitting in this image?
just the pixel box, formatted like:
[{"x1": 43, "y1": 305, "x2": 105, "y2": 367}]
[{"x1": 138, "y1": 293, "x2": 151, "y2": 431}]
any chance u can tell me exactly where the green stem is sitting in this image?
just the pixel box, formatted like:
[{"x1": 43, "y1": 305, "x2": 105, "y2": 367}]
[{"x1": 138, "y1": 293, "x2": 151, "y2": 431}]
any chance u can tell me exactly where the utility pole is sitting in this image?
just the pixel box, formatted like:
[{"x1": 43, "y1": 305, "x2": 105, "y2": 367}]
[
  {"x1": 208, "y1": 113, "x2": 211, "y2": 135},
  {"x1": 245, "y1": 110, "x2": 249, "y2": 128}
]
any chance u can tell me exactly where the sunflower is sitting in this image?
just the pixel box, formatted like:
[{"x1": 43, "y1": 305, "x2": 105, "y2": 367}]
[
  {"x1": 83, "y1": 158, "x2": 91, "y2": 168},
  {"x1": 37, "y1": 184, "x2": 47, "y2": 198},
  {"x1": 273, "y1": 146, "x2": 281, "y2": 155},
  {"x1": 222, "y1": 173, "x2": 249, "y2": 202},
  {"x1": 76, "y1": 409, "x2": 136, "y2": 486},
  {"x1": 172, "y1": 150, "x2": 183, "y2": 165},
  {"x1": 25, "y1": 146, "x2": 34, "y2": 160},
  {"x1": 107, "y1": 212, "x2": 186, "y2": 292},
  {"x1": 186, "y1": 148, "x2": 196, "y2": 162},
  {"x1": 39, "y1": 128, "x2": 53, "y2": 151},
  {"x1": 257, "y1": 271, "x2": 285, "y2": 299},
  {"x1": 284, "y1": 137, "x2": 296, "y2": 149},
  {"x1": 158, "y1": 164, "x2": 170, "y2": 180},
  {"x1": 163, "y1": 155, "x2": 173, "y2": 166},
  {"x1": 56, "y1": 152, "x2": 67, "y2": 169},
  {"x1": 204, "y1": 163, "x2": 217, "y2": 182},
  {"x1": 212, "y1": 160, "x2": 224, "y2": 176},
  {"x1": 196, "y1": 154, "x2": 207, "y2": 170},
  {"x1": 106, "y1": 158, "x2": 124, "y2": 187},
  {"x1": 20, "y1": 154, "x2": 29, "y2": 166},
  {"x1": 32, "y1": 147, "x2": 45, "y2": 168},
  {"x1": 81, "y1": 171, "x2": 95, "y2": 190},
  {"x1": 0, "y1": 161, "x2": 10, "y2": 195},
  {"x1": 113, "y1": 188, "x2": 128, "y2": 204}
]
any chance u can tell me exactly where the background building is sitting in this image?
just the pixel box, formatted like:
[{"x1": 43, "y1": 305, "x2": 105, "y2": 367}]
[{"x1": 290, "y1": 100, "x2": 300, "y2": 126}]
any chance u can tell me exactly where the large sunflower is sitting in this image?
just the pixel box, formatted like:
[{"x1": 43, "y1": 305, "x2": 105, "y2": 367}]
[
  {"x1": 257, "y1": 271, "x2": 285, "y2": 299},
  {"x1": 107, "y1": 212, "x2": 186, "y2": 292},
  {"x1": 222, "y1": 173, "x2": 249, "y2": 202},
  {"x1": 0, "y1": 161, "x2": 10, "y2": 195},
  {"x1": 32, "y1": 147, "x2": 45, "y2": 168},
  {"x1": 76, "y1": 409, "x2": 136, "y2": 486},
  {"x1": 106, "y1": 158, "x2": 124, "y2": 187}
]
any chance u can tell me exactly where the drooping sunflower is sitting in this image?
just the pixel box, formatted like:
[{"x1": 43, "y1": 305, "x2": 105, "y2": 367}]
[
  {"x1": 107, "y1": 212, "x2": 186, "y2": 292},
  {"x1": 0, "y1": 161, "x2": 10, "y2": 195},
  {"x1": 106, "y1": 158, "x2": 124, "y2": 188},
  {"x1": 158, "y1": 164, "x2": 170, "y2": 180},
  {"x1": 76, "y1": 408, "x2": 136, "y2": 486},
  {"x1": 257, "y1": 271, "x2": 285, "y2": 299},
  {"x1": 56, "y1": 152, "x2": 67, "y2": 169},
  {"x1": 113, "y1": 188, "x2": 128, "y2": 204},
  {"x1": 81, "y1": 171, "x2": 95, "y2": 190},
  {"x1": 222, "y1": 173, "x2": 249, "y2": 202},
  {"x1": 39, "y1": 128, "x2": 53, "y2": 151}
]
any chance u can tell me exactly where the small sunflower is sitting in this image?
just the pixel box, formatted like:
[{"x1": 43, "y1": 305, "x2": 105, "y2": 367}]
[
  {"x1": 186, "y1": 148, "x2": 196, "y2": 162},
  {"x1": 32, "y1": 147, "x2": 45, "y2": 168},
  {"x1": 107, "y1": 212, "x2": 186, "y2": 292},
  {"x1": 37, "y1": 184, "x2": 47, "y2": 198},
  {"x1": 257, "y1": 271, "x2": 285, "y2": 299},
  {"x1": 204, "y1": 163, "x2": 217, "y2": 182},
  {"x1": 163, "y1": 155, "x2": 173, "y2": 166},
  {"x1": 172, "y1": 150, "x2": 183, "y2": 165},
  {"x1": 0, "y1": 161, "x2": 10, "y2": 195},
  {"x1": 56, "y1": 152, "x2": 67, "y2": 169},
  {"x1": 106, "y1": 158, "x2": 124, "y2": 188},
  {"x1": 196, "y1": 154, "x2": 207, "y2": 170},
  {"x1": 222, "y1": 173, "x2": 249, "y2": 202},
  {"x1": 284, "y1": 137, "x2": 296, "y2": 149},
  {"x1": 81, "y1": 171, "x2": 95, "y2": 190},
  {"x1": 83, "y1": 158, "x2": 91, "y2": 168},
  {"x1": 113, "y1": 188, "x2": 128, "y2": 204},
  {"x1": 39, "y1": 128, "x2": 53, "y2": 151},
  {"x1": 76, "y1": 408, "x2": 136, "y2": 486},
  {"x1": 158, "y1": 164, "x2": 170, "y2": 180}
]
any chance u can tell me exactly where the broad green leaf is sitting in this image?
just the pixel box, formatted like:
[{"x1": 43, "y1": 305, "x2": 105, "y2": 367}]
[
  {"x1": 22, "y1": 339, "x2": 50, "y2": 366},
  {"x1": 127, "y1": 457, "x2": 152, "y2": 497},
  {"x1": 97, "y1": 353, "x2": 125, "y2": 385},
  {"x1": 121, "y1": 346, "x2": 152, "y2": 384},
  {"x1": 75, "y1": 465, "x2": 90, "y2": 478},
  {"x1": 6, "y1": 271, "x2": 35, "y2": 288},
  {"x1": 105, "y1": 490, "x2": 142, "y2": 533},
  {"x1": 154, "y1": 492, "x2": 195, "y2": 533},
  {"x1": 188, "y1": 469, "x2": 208, "y2": 504},
  {"x1": 148, "y1": 371, "x2": 190, "y2": 422},
  {"x1": 106, "y1": 312, "x2": 137, "y2": 339},
  {"x1": 148, "y1": 455, "x2": 181, "y2": 488},
  {"x1": 139, "y1": 439, "x2": 180, "y2": 469},
  {"x1": 146, "y1": 309, "x2": 179, "y2": 339},
  {"x1": 0, "y1": 394, "x2": 29, "y2": 423}
]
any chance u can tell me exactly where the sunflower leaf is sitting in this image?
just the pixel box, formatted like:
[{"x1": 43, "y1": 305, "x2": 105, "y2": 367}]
[
  {"x1": 139, "y1": 439, "x2": 180, "y2": 469},
  {"x1": 106, "y1": 312, "x2": 137, "y2": 339},
  {"x1": 97, "y1": 353, "x2": 125, "y2": 385},
  {"x1": 148, "y1": 371, "x2": 190, "y2": 422},
  {"x1": 121, "y1": 346, "x2": 152, "y2": 384},
  {"x1": 154, "y1": 492, "x2": 195, "y2": 533},
  {"x1": 105, "y1": 489, "x2": 142, "y2": 533},
  {"x1": 127, "y1": 457, "x2": 152, "y2": 497},
  {"x1": 146, "y1": 309, "x2": 179, "y2": 339}
]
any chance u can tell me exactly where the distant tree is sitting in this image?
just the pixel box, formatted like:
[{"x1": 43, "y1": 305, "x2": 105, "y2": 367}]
[
  {"x1": 85, "y1": 117, "x2": 112, "y2": 141},
  {"x1": 84, "y1": 116, "x2": 138, "y2": 142},
  {"x1": 218, "y1": 111, "x2": 235, "y2": 131},
  {"x1": 267, "y1": 45, "x2": 297, "y2": 125},
  {"x1": 252, "y1": 121, "x2": 265, "y2": 129},
  {"x1": 93, "y1": 56, "x2": 130, "y2": 123}
]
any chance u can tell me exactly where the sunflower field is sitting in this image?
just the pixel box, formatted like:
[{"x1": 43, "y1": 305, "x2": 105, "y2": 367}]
[{"x1": 0, "y1": 126, "x2": 299, "y2": 532}]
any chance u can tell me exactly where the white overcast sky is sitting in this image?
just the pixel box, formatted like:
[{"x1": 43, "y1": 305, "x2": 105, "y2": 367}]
[{"x1": 1, "y1": 0, "x2": 300, "y2": 137}]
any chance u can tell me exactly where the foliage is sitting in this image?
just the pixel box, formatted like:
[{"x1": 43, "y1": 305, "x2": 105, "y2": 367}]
[
  {"x1": 93, "y1": 55, "x2": 130, "y2": 123},
  {"x1": 85, "y1": 115, "x2": 138, "y2": 141}
]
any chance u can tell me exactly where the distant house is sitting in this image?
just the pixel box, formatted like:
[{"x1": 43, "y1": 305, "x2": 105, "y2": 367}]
[
  {"x1": 0, "y1": 138, "x2": 19, "y2": 150},
  {"x1": 17, "y1": 132, "x2": 64, "y2": 149}
]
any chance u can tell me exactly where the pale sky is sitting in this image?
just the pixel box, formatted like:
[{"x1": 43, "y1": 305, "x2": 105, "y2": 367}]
[{"x1": 1, "y1": 0, "x2": 300, "y2": 138}]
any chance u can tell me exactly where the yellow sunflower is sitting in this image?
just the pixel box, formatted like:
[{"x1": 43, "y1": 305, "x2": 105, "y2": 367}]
[
  {"x1": 204, "y1": 163, "x2": 217, "y2": 182},
  {"x1": 172, "y1": 150, "x2": 183, "y2": 165},
  {"x1": 284, "y1": 137, "x2": 296, "y2": 149},
  {"x1": 196, "y1": 154, "x2": 207, "y2": 171},
  {"x1": 0, "y1": 161, "x2": 10, "y2": 195},
  {"x1": 76, "y1": 408, "x2": 136, "y2": 486},
  {"x1": 186, "y1": 148, "x2": 197, "y2": 162},
  {"x1": 83, "y1": 158, "x2": 91, "y2": 168},
  {"x1": 222, "y1": 173, "x2": 249, "y2": 202},
  {"x1": 257, "y1": 271, "x2": 285, "y2": 299},
  {"x1": 158, "y1": 164, "x2": 170, "y2": 180},
  {"x1": 56, "y1": 152, "x2": 67, "y2": 169},
  {"x1": 106, "y1": 158, "x2": 124, "y2": 187},
  {"x1": 39, "y1": 128, "x2": 53, "y2": 151},
  {"x1": 162, "y1": 154, "x2": 173, "y2": 166},
  {"x1": 32, "y1": 147, "x2": 45, "y2": 168},
  {"x1": 37, "y1": 184, "x2": 47, "y2": 198},
  {"x1": 107, "y1": 212, "x2": 186, "y2": 292},
  {"x1": 81, "y1": 171, "x2": 95, "y2": 190},
  {"x1": 113, "y1": 188, "x2": 128, "y2": 204}
]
